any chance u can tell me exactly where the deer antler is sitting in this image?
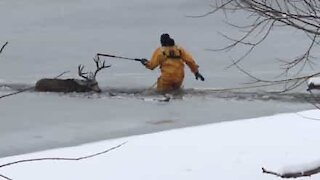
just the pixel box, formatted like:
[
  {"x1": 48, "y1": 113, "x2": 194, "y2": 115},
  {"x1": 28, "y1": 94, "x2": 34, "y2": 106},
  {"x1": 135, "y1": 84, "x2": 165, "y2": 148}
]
[
  {"x1": 93, "y1": 56, "x2": 111, "y2": 78},
  {"x1": 78, "y1": 65, "x2": 90, "y2": 80}
]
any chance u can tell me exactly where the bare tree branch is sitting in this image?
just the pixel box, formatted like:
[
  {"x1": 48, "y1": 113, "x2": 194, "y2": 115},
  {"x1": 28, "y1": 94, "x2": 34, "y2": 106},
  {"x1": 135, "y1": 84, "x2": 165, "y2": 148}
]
[
  {"x1": 199, "y1": 0, "x2": 320, "y2": 90},
  {"x1": 231, "y1": 59, "x2": 320, "y2": 92},
  {"x1": 54, "y1": 71, "x2": 70, "y2": 79},
  {"x1": 0, "y1": 142, "x2": 126, "y2": 169},
  {"x1": 0, "y1": 142, "x2": 126, "y2": 180},
  {"x1": 296, "y1": 112, "x2": 320, "y2": 121},
  {"x1": 185, "y1": 0, "x2": 234, "y2": 18},
  {"x1": 0, "y1": 174, "x2": 12, "y2": 180},
  {"x1": 0, "y1": 86, "x2": 34, "y2": 100},
  {"x1": 0, "y1": 71, "x2": 70, "y2": 100},
  {"x1": 306, "y1": 89, "x2": 320, "y2": 110},
  {"x1": 0, "y1": 42, "x2": 8, "y2": 55}
]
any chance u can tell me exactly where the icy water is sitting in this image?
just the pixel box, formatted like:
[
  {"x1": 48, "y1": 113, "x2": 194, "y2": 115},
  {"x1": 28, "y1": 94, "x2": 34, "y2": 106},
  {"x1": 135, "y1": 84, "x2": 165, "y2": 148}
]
[
  {"x1": 0, "y1": 0, "x2": 318, "y2": 157},
  {"x1": 0, "y1": 85, "x2": 315, "y2": 157}
]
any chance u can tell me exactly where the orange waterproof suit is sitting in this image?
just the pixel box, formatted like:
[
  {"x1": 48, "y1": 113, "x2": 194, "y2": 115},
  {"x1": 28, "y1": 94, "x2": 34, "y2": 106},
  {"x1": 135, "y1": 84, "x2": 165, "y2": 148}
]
[{"x1": 145, "y1": 46, "x2": 199, "y2": 92}]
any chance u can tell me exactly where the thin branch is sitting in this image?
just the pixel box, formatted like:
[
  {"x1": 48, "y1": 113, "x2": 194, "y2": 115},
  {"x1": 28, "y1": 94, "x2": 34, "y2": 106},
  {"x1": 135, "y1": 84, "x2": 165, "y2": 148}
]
[
  {"x1": 0, "y1": 71, "x2": 70, "y2": 100},
  {"x1": 185, "y1": 0, "x2": 234, "y2": 18},
  {"x1": 0, "y1": 174, "x2": 12, "y2": 180},
  {"x1": 232, "y1": 60, "x2": 320, "y2": 92},
  {"x1": 296, "y1": 113, "x2": 320, "y2": 121},
  {"x1": 307, "y1": 89, "x2": 320, "y2": 110},
  {"x1": 0, "y1": 86, "x2": 34, "y2": 100},
  {"x1": 54, "y1": 71, "x2": 70, "y2": 79},
  {"x1": 0, "y1": 142, "x2": 126, "y2": 169},
  {"x1": 0, "y1": 42, "x2": 8, "y2": 55},
  {"x1": 204, "y1": 0, "x2": 320, "y2": 83},
  {"x1": 0, "y1": 142, "x2": 126, "y2": 180}
]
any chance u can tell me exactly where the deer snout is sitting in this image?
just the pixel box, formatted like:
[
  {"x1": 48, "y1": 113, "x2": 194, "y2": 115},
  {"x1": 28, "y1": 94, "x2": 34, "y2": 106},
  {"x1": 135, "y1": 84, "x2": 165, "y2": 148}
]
[
  {"x1": 91, "y1": 84, "x2": 102, "y2": 93},
  {"x1": 95, "y1": 88, "x2": 102, "y2": 93}
]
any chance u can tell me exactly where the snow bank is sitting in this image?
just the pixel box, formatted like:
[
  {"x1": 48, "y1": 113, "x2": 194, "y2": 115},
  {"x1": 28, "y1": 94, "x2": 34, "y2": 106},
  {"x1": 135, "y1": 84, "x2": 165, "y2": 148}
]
[{"x1": 0, "y1": 110, "x2": 320, "y2": 180}]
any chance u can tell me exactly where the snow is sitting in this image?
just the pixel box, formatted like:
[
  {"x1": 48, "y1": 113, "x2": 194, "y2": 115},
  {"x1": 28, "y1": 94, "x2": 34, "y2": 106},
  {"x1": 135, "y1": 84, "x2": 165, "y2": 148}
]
[
  {"x1": 0, "y1": 110, "x2": 320, "y2": 180},
  {"x1": 308, "y1": 77, "x2": 320, "y2": 86},
  {"x1": 0, "y1": 0, "x2": 320, "y2": 179}
]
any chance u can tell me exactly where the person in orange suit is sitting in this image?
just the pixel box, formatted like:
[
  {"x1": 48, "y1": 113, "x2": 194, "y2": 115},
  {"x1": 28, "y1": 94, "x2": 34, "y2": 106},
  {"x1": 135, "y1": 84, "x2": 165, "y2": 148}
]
[{"x1": 141, "y1": 33, "x2": 204, "y2": 92}]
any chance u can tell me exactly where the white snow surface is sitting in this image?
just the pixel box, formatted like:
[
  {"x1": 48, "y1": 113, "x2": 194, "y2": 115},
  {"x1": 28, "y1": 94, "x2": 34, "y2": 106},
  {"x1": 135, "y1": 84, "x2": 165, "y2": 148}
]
[
  {"x1": 1, "y1": 110, "x2": 320, "y2": 180},
  {"x1": 1, "y1": 0, "x2": 320, "y2": 179},
  {"x1": 308, "y1": 77, "x2": 320, "y2": 85}
]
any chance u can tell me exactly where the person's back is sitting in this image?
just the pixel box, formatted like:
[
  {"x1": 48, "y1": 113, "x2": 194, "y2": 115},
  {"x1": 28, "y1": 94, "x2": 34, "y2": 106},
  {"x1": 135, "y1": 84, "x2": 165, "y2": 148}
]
[{"x1": 141, "y1": 33, "x2": 204, "y2": 92}]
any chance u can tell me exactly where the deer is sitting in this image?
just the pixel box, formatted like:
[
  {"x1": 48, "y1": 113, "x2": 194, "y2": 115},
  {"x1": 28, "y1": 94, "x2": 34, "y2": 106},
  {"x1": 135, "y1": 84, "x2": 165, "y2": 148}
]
[{"x1": 35, "y1": 57, "x2": 111, "y2": 93}]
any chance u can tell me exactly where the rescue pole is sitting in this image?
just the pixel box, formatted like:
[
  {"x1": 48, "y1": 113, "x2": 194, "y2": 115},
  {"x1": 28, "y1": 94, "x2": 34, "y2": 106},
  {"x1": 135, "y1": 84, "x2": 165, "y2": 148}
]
[{"x1": 97, "y1": 53, "x2": 143, "y2": 62}]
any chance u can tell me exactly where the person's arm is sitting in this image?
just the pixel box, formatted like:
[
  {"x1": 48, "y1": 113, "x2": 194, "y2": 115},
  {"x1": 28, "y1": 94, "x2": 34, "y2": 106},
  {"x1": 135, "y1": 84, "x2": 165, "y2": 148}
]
[
  {"x1": 180, "y1": 47, "x2": 205, "y2": 81},
  {"x1": 180, "y1": 47, "x2": 199, "y2": 73},
  {"x1": 144, "y1": 48, "x2": 162, "y2": 70}
]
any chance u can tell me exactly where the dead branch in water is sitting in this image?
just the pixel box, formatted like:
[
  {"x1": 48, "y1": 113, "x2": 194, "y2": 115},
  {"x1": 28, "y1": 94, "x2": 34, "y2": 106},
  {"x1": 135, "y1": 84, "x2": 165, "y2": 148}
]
[
  {"x1": 0, "y1": 71, "x2": 70, "y2": 100},
  {"x1": 0, "y1": 174, "x2": 12, "y2": 180}
]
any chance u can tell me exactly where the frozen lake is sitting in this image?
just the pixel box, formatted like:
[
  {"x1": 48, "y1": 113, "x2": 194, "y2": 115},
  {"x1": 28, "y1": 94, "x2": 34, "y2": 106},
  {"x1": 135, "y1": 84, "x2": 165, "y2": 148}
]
[
  {"x1": 0, "y1": 0, "x2": 317, "y2": 158},
  {"x1": 0, "y1": 86, "x2": 315, "y2": 158}
]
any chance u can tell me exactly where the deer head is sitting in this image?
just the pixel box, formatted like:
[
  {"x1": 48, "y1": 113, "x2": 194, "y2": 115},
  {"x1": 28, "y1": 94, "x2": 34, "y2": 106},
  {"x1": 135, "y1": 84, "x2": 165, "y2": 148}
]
[{"x1": 77, "y1": 56, "x2": 111, "y2": 92}]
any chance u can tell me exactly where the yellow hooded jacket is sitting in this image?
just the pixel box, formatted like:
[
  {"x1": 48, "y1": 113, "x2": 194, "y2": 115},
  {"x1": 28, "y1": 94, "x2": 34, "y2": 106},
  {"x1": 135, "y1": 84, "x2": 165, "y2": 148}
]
[{"x1": 145, "y1": 45, "x2": 199, "y2": 91}]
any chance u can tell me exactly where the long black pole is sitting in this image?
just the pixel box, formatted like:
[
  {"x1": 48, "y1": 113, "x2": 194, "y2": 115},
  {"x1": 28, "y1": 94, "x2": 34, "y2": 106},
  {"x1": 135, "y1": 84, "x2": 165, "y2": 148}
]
[{"x1": 97, "y1": 53, "x2": 142, "y2": 62}]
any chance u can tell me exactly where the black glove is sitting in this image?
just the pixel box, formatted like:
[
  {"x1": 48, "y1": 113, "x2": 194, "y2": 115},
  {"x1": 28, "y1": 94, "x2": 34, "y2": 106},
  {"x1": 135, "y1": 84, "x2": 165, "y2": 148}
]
[
  {"x1": 140, "y1": 58, "x2": 148, "y2": 65},
  {"x1": 195, "y1": 72, "x2": 205, "y2": 81}
]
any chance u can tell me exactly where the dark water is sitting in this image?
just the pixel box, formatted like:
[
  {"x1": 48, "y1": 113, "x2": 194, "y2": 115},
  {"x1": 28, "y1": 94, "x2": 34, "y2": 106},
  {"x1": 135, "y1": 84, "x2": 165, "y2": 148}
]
[
  {"x1": 1, "y1": 83, "x2": 318, "y2": 104},
  {"x1": 0, "y1": 82, "x2": 317, "y2": 158}
]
